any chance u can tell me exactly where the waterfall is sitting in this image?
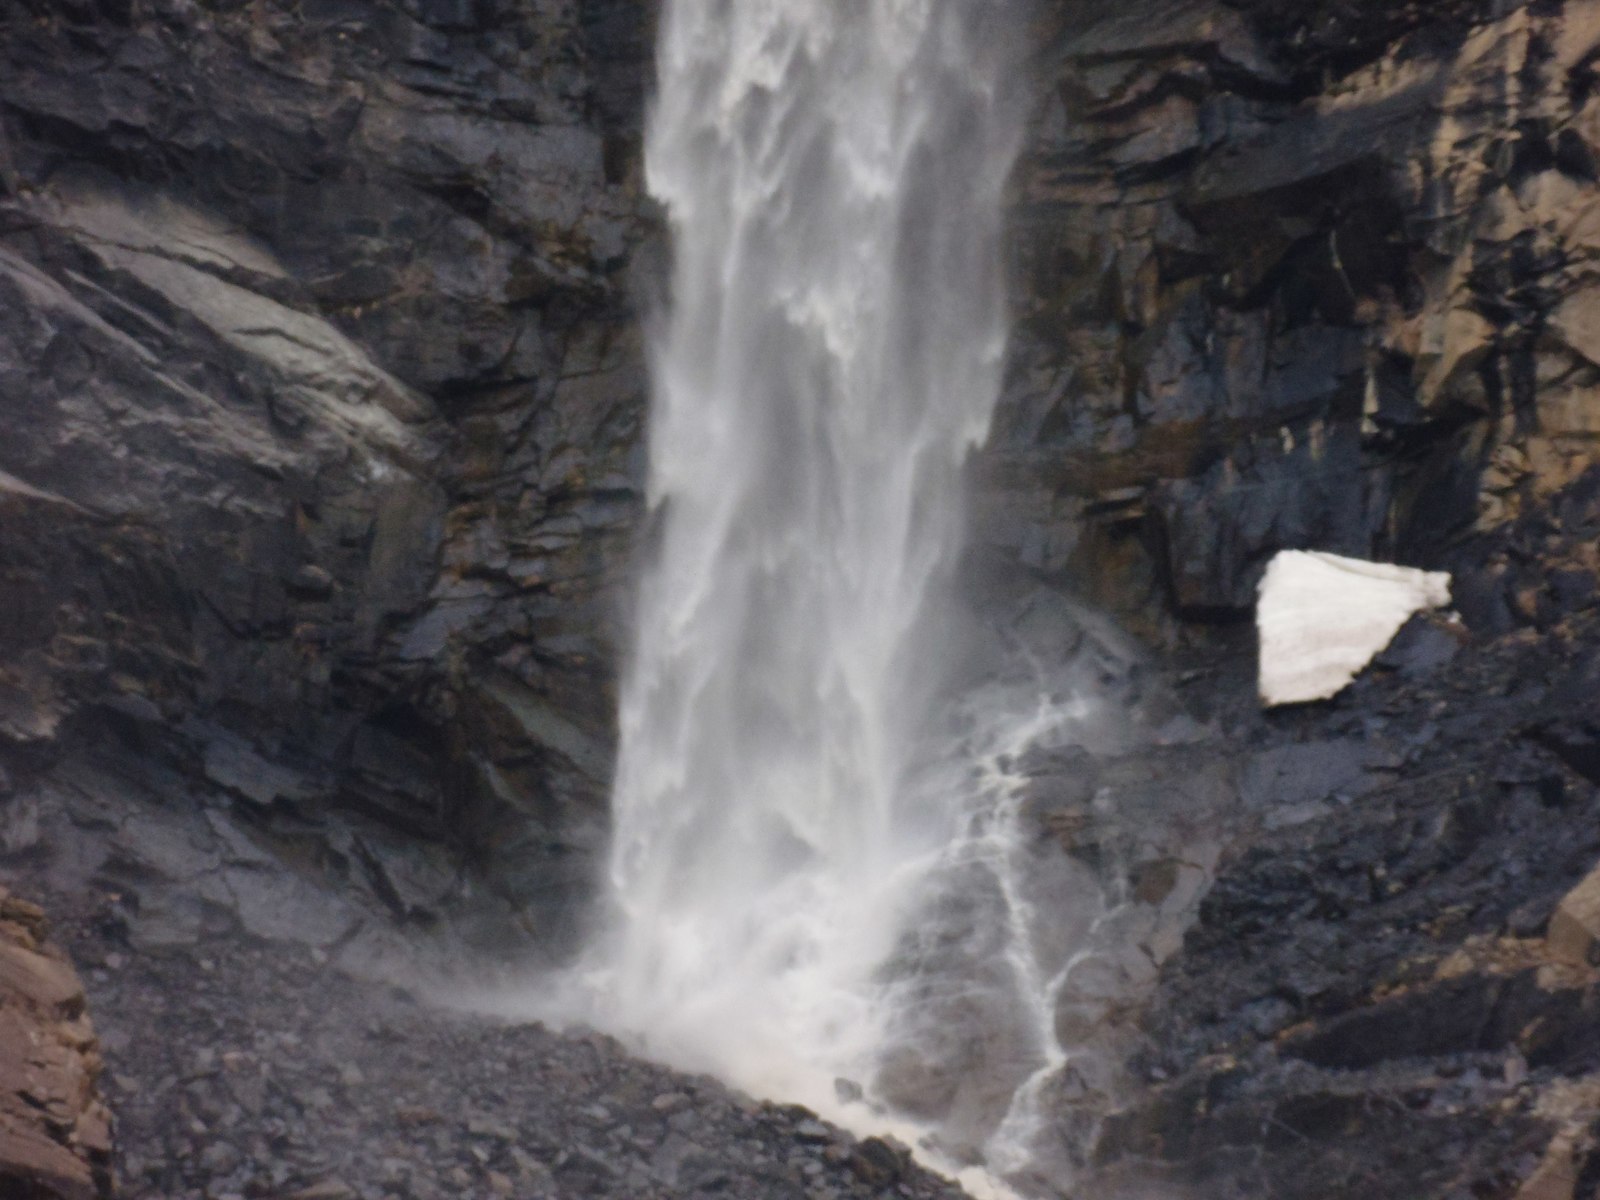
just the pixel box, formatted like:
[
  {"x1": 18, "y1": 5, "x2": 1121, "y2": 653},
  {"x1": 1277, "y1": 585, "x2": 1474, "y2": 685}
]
[{"x1": 573, "y1": 0, "x2": 1056, "y2": 1185}]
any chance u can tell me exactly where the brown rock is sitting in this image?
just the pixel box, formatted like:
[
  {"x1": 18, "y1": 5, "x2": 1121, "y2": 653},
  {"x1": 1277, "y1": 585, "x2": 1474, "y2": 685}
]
[
  {"x1": 1515, "y1": 1135, "x2": 1579, "y2": 1200},
  {"x1": 1547, "y1": 862, "x2": 1600, "y2": 968},
  {"x1": 286, "y1": 1181, "x2": 358, "y2": 1200},
  {"x1": 0, "y1": 1117, "x2": 101, "y2": 1200},
  {"x1": 0, "y1": 886, "x2": 112, "y2": 1200},
  {"x1": 0, "y1": 941, "x2": 85, "y2": 1017},
  {"x1": 848, "y1": 1136, "x2": 910, "y2": 1188}
]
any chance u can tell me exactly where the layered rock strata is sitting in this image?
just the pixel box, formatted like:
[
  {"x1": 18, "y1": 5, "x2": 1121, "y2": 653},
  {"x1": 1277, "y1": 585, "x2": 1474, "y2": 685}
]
[
  {"x1": 974, "y1": 1, "x2": 1600, "y2": 1194},
  {"x1": 991, "y1": 0, "x2": 1600, "y2": 638},
  {"x1": 0, "y1": 0, "x2": 654, "y2": 952}
]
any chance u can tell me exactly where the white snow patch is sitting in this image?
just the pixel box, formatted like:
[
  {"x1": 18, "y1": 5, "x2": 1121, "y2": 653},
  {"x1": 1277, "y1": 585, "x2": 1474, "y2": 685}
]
[{"x1": 1257, "y1": 550, "x2": 1452, "y2": 706}]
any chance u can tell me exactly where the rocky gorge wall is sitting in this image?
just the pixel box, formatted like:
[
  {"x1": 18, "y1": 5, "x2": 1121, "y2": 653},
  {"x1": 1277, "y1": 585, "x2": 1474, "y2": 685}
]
[
  {"x1": 980, "y1": 1, "x2": 1600, "y2": 1193},
  {"x1": 6, "y1": 0, "x2": 1600, "y2": 1197},
  {"x1": 994, "y1": 0, "x2": 1600, "y2": 637},
  {"x1": 0, "y1": 0, "x2": 655, "y2": 957}
]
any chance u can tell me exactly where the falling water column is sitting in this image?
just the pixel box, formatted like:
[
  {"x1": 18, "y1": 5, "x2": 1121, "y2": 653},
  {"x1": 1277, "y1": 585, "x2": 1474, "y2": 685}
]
[{"x1": 600, "y1": 0, "x2": 1028, "y2": 1115}]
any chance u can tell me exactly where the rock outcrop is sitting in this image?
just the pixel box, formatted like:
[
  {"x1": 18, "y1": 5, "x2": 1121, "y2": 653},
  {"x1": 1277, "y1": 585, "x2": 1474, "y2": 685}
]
[
  {"x1": 966, "y1": 0, "x2": 1600, "y2": 1194},
  {"x1": 0, "y1": 0, "x2": 654, "y2": 954},
  {"x1": 1025, "y1": 611, "x2": 1600, "y2": 1198},
  {"x1": 989, "y1": 0, "x2": 1600, "y2": 640},
  {"x1": 0, "y1": 886, "x2": 111, "y2": 1200}
]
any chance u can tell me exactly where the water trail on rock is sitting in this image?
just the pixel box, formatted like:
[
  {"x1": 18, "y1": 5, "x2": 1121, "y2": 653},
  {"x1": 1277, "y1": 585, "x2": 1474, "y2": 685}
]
[{"x1": 552, "y1": 0, "x2": 1071, "y2": 1188}]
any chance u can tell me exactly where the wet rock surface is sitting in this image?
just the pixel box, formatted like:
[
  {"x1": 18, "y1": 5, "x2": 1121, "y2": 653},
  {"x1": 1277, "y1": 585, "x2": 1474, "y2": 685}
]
[
  {"x1": 1004, "y1": 472, "x2": 1600, "y2": 1195},
  {"x1": 965, "y1": 3, "x2": 1600, "y2": 1189},
  {"x1": 11, "y1": 876, "x2": 969, "y2": 1200}
]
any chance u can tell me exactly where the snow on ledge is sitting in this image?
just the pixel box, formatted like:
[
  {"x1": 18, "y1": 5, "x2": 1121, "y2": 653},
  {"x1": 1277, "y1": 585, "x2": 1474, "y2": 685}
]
[{"x1": 1257, "y1": 550, "x2": 1452, "y2": 707}]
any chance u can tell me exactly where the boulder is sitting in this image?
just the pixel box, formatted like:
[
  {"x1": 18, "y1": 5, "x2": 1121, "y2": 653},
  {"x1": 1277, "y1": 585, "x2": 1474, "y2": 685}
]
[
  {"x1": 1547, "y1": 861, "x2": 1600, "y2": 968},
  {"x1": 0, "y1": 887, "x2": 111, "y2": 1200}
]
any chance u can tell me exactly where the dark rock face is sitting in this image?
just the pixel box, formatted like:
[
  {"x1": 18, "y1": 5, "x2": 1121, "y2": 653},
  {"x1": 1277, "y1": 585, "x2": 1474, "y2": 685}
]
[
  {"x1": 987, "y1": 0, "x2": 1600, "y2": 638},
  {"x1": 0, "y1": 0, "x2": 654, "y2": 950},
  {"x1": 1040, "y1": 612, "x2": 1600, "y2": 1198},
  {"x1": 964, "y1": 1, "x2": 1600, "y2": 1195},
  {"x1": 19, "y1": 881, "x2": 968, "y2": 1200}
]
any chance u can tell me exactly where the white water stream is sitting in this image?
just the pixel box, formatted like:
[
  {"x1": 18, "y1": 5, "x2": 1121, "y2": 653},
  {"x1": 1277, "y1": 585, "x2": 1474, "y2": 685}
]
[{"x1": 549, "y1": 1, "x2": 1103, "y2": 1191}]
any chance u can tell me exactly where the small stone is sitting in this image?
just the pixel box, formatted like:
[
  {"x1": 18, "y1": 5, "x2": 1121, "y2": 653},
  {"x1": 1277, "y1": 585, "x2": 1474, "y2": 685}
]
[
  {"x1": 286, "y1": 1182, "x2": 356, "y2": 1200},
  {"x1": 1504, "y1": 1051, "x2": 1529, "y2": 1086},
  {"x1": 849, "y1": 1137, "x2": 909, "y2": 1187},
  {"x1": 289, "y1": 564, "x2": 336, "y2": 598},
  {"x1": 200, "y1": 1143, "x2": 240, "y2": 1173},
  {"x1": 795, "y1": 1119, "x2": 832, "y2": 1143},
  {"x1": 651, "y1": 1091, "x2": 692, "y2": 1114}
]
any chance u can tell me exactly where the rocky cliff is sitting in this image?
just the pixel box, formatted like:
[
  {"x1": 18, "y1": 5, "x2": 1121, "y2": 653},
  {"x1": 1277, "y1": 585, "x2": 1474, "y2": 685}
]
[
  {"x1": 994, "y1": 0, "x2": 1600, "y2": 635},
  {"x1": 979, "y1": 0, "x2": 1600, "y2": 1194},
  {"x1": 0, "y1": 0, "x2": 654, "y2": 958},
  {"x1": 5, "y1": 0, "x2": 1600, "y2": 1197}
]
